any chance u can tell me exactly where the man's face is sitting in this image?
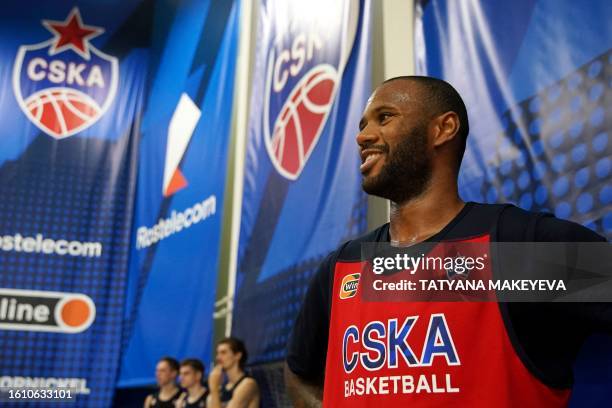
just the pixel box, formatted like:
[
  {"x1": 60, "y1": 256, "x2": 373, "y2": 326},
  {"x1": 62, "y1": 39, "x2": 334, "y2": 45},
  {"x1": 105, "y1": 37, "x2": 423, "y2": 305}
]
[
  {"x1": 179, "y1": 365, "x2": 201, "y2": 389},
  {"x1": 357, "y1": 81, "x2": 433, "y2": 204},
  {"x1": 215, "y1": 343, "x2": 240, "y2": 371},
  {"x1": 155, "y1": 361, "x2": 177, "y2": 387}
]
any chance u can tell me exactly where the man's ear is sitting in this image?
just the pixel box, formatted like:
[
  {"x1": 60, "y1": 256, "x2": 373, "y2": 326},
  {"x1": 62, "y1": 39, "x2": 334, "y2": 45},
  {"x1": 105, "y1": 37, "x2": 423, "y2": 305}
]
[{"x1": 431, "y1": 111, "x2": 460, "y2": 147}]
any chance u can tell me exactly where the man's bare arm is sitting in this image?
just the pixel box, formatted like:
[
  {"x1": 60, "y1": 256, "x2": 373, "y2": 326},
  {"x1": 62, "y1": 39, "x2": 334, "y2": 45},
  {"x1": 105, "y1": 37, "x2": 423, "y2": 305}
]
[
  {"x1": 284, "y1": 361, "x2": 323, "y2": 408},
  {"x1": 226, "y1": 378, "x2": 259, "y2": 408},
  {"x1": 143, "y1": 394, "x2": 151, "y2": 408}
]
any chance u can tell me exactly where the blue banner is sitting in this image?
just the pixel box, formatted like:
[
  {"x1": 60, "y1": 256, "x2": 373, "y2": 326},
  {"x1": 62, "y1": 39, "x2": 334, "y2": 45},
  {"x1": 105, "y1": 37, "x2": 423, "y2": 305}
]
[
  {"x1": 0, "y1": 1, "x2": 145, "y2": 407},
  {"x1": 233, "y1": 0, "x2": 371, "y2": 363},
  {"x1": 415, "y1": 0, "x2": 611, "y2": 239},
  {"x1": 118, "y1": 0, "x2": 239, "y2": 387},
  {"x1": 415, "y1": 0, "x2": 611, "y2": 405}
]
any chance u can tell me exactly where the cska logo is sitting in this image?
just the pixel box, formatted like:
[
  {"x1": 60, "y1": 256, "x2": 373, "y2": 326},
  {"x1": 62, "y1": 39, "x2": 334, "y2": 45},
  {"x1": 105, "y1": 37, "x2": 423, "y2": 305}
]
[
  {"x1": 12, "y1": 7, "x2": 118, "y2": 139},
  {"x1": 262, "y1": 0, "x2": 359, "y2": 180}
]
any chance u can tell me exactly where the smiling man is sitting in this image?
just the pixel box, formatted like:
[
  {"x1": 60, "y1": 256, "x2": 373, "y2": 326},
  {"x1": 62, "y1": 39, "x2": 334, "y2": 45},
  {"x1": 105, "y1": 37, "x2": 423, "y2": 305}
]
[
  {"x1": 284, "y1": 76, "x2": 610, "y2": 407},
  {"x1": 357, "y1": 76, "x2": 466, "y2": 216}
]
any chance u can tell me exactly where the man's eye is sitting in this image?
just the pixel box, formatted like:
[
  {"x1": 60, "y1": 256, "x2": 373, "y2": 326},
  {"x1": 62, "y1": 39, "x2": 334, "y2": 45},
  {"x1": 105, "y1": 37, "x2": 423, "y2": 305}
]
[{"x1": 379, "y1": 113, "x2": 391, "y2": 122}]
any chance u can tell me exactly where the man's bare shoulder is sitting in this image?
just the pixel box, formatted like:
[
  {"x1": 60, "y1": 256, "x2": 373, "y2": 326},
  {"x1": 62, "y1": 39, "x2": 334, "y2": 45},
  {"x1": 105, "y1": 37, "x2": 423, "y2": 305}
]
[{"x1": 229, "y1": 377, "x2": 259, "y2": 408}]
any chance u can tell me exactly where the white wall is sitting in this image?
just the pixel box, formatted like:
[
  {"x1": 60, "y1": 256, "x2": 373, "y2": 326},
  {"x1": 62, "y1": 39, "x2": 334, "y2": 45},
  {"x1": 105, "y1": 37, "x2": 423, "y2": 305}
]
[{"x1": 369, "y1": 0, "x2": 415, "y2": 228}]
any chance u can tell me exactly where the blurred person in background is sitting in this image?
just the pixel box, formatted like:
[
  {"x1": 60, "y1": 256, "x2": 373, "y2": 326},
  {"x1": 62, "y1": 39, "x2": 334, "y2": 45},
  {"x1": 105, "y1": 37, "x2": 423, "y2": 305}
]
[
  {"x1": 144, "y1": 356, "x2": 182, "y2": 408},
  {"x1": 176, "y1": 358, "x2": 208, "y2": 408},
  {"x1": 207, "y1": 337, "x2": 260, "y2": 408}
]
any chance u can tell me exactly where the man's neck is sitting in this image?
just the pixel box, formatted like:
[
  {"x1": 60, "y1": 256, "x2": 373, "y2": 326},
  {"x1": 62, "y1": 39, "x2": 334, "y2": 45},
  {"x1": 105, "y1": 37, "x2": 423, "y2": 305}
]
[
  {"x1": 226, "y1": 365, "x2": 245, "y2": 384},
  {"x1": 159, "y1": 383, "x2": 178, "y2": 397},
  {"x1": 187, "y1": 384, "x2": 205, "y2": 399},
  {"x1": 389, "y1": 188, "x2": 464, "y2": 244}
]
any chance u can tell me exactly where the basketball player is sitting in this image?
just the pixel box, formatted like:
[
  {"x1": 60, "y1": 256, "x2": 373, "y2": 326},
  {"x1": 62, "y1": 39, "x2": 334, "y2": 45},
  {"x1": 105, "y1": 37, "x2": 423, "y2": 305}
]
[
  {"x1": 144, "y1": 357, "x2": 182, "y2": 408},
  {"x1": 176, "y1": 359, "x2": 208, "y2": 408},
  {"x1": 284, "y1": 76, "x2": 611, "y2": 407},
  {"x1": 207, "y1": 337, "x2": 260, "y2": 408}
]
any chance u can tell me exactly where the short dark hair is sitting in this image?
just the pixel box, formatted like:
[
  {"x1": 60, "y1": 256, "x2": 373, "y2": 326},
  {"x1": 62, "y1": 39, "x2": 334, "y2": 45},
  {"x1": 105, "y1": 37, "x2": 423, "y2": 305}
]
[
  {"x1": 180, "y1": 358, "x2": 205, "y2": 375},
  {"x1": 218, "y1": 337, "x2": 248, "y2": 369},
  {"x1": 383, "y1": 75, "x2": 469, "y2": 170},
  {"x1": 159, "y1": 356, "x2": 179, "y2": 372}
]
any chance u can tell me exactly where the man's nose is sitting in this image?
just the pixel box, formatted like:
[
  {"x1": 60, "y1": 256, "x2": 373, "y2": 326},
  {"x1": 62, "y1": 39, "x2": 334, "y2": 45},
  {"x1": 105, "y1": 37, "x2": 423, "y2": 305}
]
[{"x1": 356, "y1": 126, "x2": 378, "y2": 148}]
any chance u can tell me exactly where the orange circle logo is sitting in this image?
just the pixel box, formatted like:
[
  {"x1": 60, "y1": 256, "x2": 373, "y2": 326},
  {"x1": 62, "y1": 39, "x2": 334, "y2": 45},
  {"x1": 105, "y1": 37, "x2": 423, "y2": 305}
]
[{"x1": 60, "y1": 298, "x2": 91, "y2": 327}]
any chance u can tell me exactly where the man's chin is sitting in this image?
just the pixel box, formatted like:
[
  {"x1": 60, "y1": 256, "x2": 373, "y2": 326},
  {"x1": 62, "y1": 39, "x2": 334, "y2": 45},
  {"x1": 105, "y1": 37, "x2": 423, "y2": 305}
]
[
  {"x1": 361, "y1": 177, "x2": 374, "y2": 195},
  {"x1": 361, "y1": 177, "x2": 391, "y2": 200}
]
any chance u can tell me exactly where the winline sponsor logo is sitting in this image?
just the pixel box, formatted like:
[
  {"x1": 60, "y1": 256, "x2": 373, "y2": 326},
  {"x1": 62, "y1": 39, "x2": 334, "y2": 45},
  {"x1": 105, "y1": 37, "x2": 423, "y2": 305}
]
[
  {"x1": 0, "y1": 288, "x2": 95, "y2": 333},
  {"x1": 136, "y1": 195, "x2": 216, "y2": 249},
  {"x1": 340, "y1": 273, "x2": 360, "y2": 299}
]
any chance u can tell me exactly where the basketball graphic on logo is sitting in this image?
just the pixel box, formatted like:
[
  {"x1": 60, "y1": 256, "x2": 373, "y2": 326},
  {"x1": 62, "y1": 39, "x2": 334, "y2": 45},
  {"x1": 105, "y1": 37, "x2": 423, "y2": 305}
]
[
  {"x1": 262, "y1": 0, "x2": 359, "y2": 180},
  {"x1": 24, "y1": 89, "x2": 101, "y2": 138},
  {"x1": 268, "y1": 65, "x2": 337, "y2": 178}
]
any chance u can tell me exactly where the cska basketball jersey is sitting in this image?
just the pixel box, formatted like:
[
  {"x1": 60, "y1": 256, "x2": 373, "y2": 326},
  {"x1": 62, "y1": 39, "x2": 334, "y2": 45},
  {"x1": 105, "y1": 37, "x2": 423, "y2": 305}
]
[{"x1": 322, "y1": 203, "x2": 571, "y2": 407}]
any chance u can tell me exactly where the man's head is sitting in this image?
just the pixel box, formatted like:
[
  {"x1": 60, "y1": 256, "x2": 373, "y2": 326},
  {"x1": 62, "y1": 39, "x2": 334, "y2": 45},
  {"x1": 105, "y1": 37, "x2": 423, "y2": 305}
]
[
  {"x1": 357, "y1": 76, "x2": 469, "y2": 204},
  {"x1": 179, "y1": 359, "x2": 204, "y2": 389},
  {"x1": 216, "y1": 337, "x2": 248, "y2": 371},
  {"x1": 155, "y1": 356, "x2": 179, "y2": 387}
]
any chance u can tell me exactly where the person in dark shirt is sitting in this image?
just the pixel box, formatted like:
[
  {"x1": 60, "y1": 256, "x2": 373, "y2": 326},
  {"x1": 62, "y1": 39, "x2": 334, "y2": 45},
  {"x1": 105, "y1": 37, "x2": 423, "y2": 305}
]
[
  {"x1": 284, "y1": 76, "x2": 611, "y2": 407},
  {"x1": 207, "y1": 337, "x2": 260, "y2": 408},
  {"x1": 144, "y1": 356, "x2": 182, "y2": 408},
  {"x1": 176, "y1": 358, "x2": 208, "y2": 408}
]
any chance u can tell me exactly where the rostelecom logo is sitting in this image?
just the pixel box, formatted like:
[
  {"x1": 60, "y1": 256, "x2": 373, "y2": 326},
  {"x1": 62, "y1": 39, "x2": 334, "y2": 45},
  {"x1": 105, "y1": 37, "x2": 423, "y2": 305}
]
[
  {"x1": 339, "y1": 273, "x2": 360, "y2": 300},
  {"x1": 162, "y1": 93, "x2": 202, "y2": 197},
  {"x1": 0, "y1": 288, "x2": 95, "y2": 333}
]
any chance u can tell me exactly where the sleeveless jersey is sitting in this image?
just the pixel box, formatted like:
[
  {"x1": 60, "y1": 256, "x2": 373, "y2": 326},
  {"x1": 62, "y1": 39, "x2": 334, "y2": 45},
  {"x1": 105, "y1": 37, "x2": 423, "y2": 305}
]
[
  {"x1": 220, "y1": 374, "x2": 249, "y2": 403},
  {"x1": 177, "y1": 390, "x2": 208, "y2": 408},
  {"x1": 147, "y1": 389, "x2": 181, "y2": 408},
  {"x1": 322, "y1": 203, "x2": 571, "y2": 407}
]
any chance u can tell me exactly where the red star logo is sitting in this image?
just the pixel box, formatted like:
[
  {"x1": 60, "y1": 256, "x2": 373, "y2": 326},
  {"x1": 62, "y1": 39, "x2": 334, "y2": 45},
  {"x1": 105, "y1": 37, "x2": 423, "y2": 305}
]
[{"x1": 42, "y1": 7, "x2": 104, "y2": 60}]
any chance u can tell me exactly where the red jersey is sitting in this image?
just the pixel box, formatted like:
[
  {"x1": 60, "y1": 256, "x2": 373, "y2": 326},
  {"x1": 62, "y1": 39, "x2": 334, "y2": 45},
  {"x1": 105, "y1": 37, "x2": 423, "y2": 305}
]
[
  {"x1": 323, "y1": 233, "x2": 570, "y2": 407},
  {"x1": 288, "y1": 203, "x2": 609, "y2": 408}
]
